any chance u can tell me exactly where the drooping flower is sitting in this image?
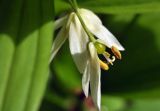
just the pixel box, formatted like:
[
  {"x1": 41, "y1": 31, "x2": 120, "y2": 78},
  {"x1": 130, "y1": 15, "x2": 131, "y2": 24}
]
[{"x1": 51, "y1": 8, "x2": 124, "y2": 111}]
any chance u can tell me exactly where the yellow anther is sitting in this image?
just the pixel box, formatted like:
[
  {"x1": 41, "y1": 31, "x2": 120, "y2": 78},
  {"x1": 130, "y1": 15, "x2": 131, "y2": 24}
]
[
  {"x1": 111, "y1": 46, "x2": 122, "y2": 60},
  {"x1": 99, "y1": 59, "x2": 109, "y2": 70}
]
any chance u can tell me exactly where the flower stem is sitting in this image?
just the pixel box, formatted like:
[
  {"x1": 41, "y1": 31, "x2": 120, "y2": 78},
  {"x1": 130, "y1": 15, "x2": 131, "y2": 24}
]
[{"x1": 68, "y1": 0, "x2": 96, "y2": 42}]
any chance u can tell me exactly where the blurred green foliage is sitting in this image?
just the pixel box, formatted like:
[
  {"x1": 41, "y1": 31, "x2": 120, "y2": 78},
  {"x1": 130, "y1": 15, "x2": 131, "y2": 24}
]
[
  {"x1": 0, "y1": 0, "x2": 54, "y2": 111},
  {"x1": 1, "y1": 0, "x2": 160, "y2": 111}
]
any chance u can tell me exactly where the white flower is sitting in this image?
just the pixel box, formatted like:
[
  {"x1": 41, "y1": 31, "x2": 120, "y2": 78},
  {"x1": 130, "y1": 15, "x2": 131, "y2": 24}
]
[{"x1": 51, "y1": 8, "x2": 124, "y2": 111}]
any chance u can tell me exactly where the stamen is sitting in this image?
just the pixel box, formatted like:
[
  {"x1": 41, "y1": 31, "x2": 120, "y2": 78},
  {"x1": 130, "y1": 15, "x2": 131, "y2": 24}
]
[
  {"x1": 111, "y1": 46, "x2": 122, "y2": 59},
  {"x1": 99, "y1": 59, "x2": 109, "y2": 70},
  {"x1": 111, "y1": 56, "x2": 116, "y2": 62},
  {"x1": 103, "y1": 53, "x2": 114, "y2": 65},
  {"x1": 103, "y1": 52, "x2": 110, "y2": 58}
]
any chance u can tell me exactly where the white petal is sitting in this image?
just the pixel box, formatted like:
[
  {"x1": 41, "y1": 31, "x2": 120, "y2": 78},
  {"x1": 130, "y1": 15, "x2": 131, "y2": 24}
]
[
  {"x1": 54, "y1": 15, "x2": 68, "y2": 30},
  {"x1": 79, "y1": 8, "x2": 102, "y2": 32},
  {"x1": 82, "y1": 60, "x2": 90, "y2": 97},
  {"x1": 50, "y1": 26, "x2": 68, "y2": 62},
  {"x1": 88, "y1": 42, "x2": 101, "y2": 110},
  {"x1": 66, "y1": 13, "x2": 74, "y2": 29},
  {"x1": 89, "y1": 24, "x2": 125, "y2": 51},
  {"x1": 69, "y1": 14, "x2": 89, "y2": 73},
  {"x1": 79, "y1": 8, "x2": 124, "y2": 51}
]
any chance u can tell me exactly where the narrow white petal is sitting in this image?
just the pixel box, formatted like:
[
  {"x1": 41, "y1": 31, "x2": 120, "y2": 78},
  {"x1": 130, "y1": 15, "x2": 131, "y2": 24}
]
[
  {"x1": 88, "y1": 42, "x2": 101, "y2": 110},
  {"x1": 79, "y1": 8, "x2": 102, "y2": 33},
  {"x1": 54, "y1": 15, "x2": 68, "y2": 30},
  {"x1": 79, "y1": 8, "x2": 102, "y2": 24},
  {"x1": 89, "y1": 25, "x2": 125, "y2": 51},
  {"x1": 50, "y1": 26, "x2": 68, "y2": 62},
  {"x1": 82, "y1": 61, "x2": 90, "y2": 97},
  {"x1": 69, "y1": 15, "x2": 89, "y2": 73}
]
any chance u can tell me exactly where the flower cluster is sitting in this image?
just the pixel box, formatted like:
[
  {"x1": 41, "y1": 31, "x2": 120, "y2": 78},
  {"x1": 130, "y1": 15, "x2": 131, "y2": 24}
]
[{"x1": 51, "y1": 8, "x2": 124, "y2": 110}]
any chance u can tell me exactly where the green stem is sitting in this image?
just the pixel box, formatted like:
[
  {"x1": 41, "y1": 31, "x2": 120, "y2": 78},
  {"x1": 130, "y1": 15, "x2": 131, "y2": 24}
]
[
  {"x1": 68, "y1": 0, "x2": 96, "y2": 42},
  {"x1": 72, "y1": 0, "x2": 78, "y2": 9}
]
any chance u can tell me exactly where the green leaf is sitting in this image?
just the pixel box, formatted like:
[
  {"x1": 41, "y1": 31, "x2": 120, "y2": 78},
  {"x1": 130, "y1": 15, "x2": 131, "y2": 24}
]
[
  {"x1": 101, "y1": 13, "x2": 160, "y2": 99},
  {"x1": 101, "y1": 96, "x2": 160, "y2": 111},
  {"x1": 124, "y1": 99, "x2": 160, "y2": 111},
  {"x1": 55, "y1": 0, "x2": 70, "y2": 15},
  {"x1": 101, "y1": 96, "x2": 126, "y2": 111},
  {"x1": 55, "y1": 0, "x2": 160, "y2": 15},
  {"x1": 44, "y1": 90, "x2": 76, "y2": 110},
  {"x1": 80, "y1": 0, "x2": 160, "y2": 14},
  {"x1": 0, "y1": 0, "x2": 54, "y2": 111}
]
